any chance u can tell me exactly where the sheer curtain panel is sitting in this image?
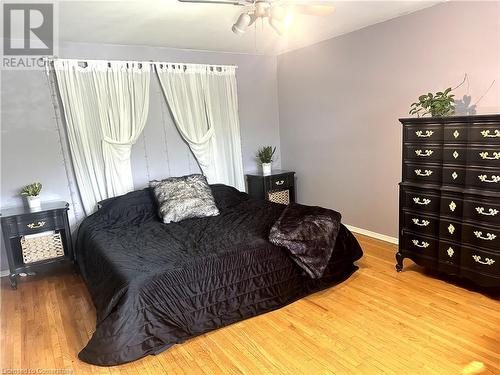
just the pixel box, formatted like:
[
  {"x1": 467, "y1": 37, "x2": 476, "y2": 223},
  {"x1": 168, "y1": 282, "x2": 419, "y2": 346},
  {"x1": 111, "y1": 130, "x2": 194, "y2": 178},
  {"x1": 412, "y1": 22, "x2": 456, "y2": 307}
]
[
  {"x1": 155, "y1": 63, "x2": 244, "y2": 191},
  {"x1": 54, "y1": 59, "x2": 150, "y2": 214}
]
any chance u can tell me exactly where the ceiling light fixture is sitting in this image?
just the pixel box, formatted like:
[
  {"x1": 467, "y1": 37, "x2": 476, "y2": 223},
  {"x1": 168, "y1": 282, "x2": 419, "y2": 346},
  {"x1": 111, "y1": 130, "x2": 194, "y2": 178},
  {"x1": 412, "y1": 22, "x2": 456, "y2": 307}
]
[
  {"x1": 232, "y1": 12, "x2": 252, "y2": 34},
  {"x1": 178, "y1": 0, "x2": 335, "y2": 36}
]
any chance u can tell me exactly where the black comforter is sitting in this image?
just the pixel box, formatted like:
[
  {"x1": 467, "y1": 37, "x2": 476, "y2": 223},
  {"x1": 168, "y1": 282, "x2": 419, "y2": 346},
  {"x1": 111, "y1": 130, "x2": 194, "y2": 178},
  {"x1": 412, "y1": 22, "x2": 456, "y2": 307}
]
[{"x1": 76, "y1": 184, "x2": 363, "y2": 366}]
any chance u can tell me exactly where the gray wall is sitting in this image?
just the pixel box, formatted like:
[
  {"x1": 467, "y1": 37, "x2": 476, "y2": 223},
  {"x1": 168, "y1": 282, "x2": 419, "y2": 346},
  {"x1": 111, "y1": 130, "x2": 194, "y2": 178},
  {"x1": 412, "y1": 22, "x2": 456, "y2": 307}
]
[
  {"x1": 1, "y1": 42, "x2": 281, "y2": 272},
  {"x1": 277, "y1": 1, "x2": 500, "y2": 238}
]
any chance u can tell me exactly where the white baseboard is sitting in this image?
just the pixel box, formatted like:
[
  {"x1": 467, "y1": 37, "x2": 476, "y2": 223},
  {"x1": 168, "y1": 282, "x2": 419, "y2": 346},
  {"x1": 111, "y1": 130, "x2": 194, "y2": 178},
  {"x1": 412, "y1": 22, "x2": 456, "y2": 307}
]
[{"x1": 345, "y1": 224, "x2": 398, "y2": 245}]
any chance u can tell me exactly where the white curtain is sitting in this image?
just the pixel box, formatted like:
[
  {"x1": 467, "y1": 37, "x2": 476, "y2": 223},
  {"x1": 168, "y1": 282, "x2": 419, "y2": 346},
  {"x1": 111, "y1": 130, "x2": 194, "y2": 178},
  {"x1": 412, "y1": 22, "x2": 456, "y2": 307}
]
[
  {"x1": 206, "y1": 67, "x2": 244, "y2": 190},
  {"x1": 54, "y1": 59, "x2": 150, "y2": 214},
  {"x1": 92, "y1": 61, "x2": 150, "y2": 196},
  {"x1": 155, "y1": 63, "x2": 244, "y2": 191}
]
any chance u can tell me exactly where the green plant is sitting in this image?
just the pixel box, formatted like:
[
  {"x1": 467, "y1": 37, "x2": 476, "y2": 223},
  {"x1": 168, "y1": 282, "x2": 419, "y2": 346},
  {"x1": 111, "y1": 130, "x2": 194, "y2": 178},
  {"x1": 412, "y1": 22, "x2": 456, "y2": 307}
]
[
  {"x1": 20, "y1": 182, "x2": 42, "y2": 197},
  {"x1": 256, "y1": 146, "x2": 276, "y2": 164},
  {"x1": 409, "y1": 88, "x2": 455, "y2": 117}
]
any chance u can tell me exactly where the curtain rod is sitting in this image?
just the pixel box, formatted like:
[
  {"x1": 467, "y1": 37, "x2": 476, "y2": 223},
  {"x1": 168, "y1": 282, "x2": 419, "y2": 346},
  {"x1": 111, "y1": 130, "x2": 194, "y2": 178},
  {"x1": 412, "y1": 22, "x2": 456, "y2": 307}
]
[{"x1": 42, "y1": 57, "x2": 238, "y2": 69}]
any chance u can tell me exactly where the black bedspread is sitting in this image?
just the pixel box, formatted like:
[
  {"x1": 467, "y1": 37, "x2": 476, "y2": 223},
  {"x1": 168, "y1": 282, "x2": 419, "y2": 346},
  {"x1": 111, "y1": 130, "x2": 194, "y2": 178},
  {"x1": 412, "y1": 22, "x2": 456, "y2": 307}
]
[{"x1": 76, "y1": 185, "x2": 363, "y2": 366}]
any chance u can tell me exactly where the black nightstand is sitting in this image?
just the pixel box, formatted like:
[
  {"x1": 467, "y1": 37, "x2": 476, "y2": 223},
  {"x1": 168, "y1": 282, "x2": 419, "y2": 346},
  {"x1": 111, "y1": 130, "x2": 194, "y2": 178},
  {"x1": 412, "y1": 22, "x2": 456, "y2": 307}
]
[
  {"x1": 1, "y1": 201, "x2": 74, "y2": 289},
  {"x1": 246, "y1": 170, "x2": 296, "y2": 205}
]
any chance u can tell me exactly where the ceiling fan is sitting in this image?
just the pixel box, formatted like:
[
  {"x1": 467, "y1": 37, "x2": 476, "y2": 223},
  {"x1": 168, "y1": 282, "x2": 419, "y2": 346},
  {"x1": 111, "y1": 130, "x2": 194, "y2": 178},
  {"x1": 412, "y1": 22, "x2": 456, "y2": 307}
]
[{"x1": 177, "y1": 0, "x2": 336, "y2": 35}]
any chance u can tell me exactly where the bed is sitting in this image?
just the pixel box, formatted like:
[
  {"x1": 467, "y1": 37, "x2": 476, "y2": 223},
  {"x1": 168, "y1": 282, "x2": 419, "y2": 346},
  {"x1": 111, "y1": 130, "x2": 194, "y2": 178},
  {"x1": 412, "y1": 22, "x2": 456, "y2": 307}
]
[{"x1": 76, "y1": 184, "x2": 363, "y2": 365}]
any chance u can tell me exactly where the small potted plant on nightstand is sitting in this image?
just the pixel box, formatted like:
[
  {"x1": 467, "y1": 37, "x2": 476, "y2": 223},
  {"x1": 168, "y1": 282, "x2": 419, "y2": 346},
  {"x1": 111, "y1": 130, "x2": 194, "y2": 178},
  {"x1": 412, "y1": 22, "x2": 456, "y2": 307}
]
[
  {"x1": 21, "y1": 182, "x2": 42, "y2": 209},
  {"x1": 257, "y1": 146, "x2": 276, "y2": 176}
]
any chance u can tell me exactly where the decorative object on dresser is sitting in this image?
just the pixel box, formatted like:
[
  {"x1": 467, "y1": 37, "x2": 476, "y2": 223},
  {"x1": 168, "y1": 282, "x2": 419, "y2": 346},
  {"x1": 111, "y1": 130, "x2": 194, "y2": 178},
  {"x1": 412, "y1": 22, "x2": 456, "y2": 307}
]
[
  {"x1": 256, "y1": 145, "x2": 277, "y2": 176},
  {"x1": 396, "y1": 114, "x2": 500, "y2": 287},
  {"x1": 20, "y1": 182, "x2": 43, "y2": 209},
  {"x1": 246, "y1": 170, "x2": 295, "y2": 205},
  {"x1": 1, "y1": 201, "x2": 74, "y2": 290},
  {"x1": 409, "y1": 87, "x2": 455, "y2": 117}
]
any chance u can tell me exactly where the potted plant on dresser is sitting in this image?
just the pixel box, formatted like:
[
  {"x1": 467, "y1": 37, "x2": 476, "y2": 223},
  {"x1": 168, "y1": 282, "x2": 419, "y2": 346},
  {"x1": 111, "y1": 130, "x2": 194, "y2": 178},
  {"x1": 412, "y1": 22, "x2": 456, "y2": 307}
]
[
  {"x1": 257, "y1": 146, "x2": 276, "y2": 176},
  {"x1": 21, "y1": 182, "x2": 42, "y2": 209}
]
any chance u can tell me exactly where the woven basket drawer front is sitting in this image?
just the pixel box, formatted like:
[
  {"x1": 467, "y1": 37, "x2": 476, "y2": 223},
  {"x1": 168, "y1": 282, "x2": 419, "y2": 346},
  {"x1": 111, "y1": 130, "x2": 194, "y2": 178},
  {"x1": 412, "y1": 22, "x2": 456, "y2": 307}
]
[
  {"x1": 20, "y1": 232, "x2": 65, "y2": 264},
  {"x1": 268, "y1": 189, "x2": 290, "y2": 205}
]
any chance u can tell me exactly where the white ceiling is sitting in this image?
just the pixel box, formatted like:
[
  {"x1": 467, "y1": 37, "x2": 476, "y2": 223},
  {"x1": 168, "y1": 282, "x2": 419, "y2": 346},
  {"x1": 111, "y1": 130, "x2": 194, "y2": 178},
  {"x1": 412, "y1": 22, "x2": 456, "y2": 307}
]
[{"x1": 58, "y1": 0, "x2": 443, "y2": 55}]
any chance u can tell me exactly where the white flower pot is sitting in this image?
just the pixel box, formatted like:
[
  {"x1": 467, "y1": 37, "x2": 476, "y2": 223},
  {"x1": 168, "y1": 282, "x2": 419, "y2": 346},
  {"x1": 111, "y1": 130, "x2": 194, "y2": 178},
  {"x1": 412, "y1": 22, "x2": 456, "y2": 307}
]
[
  {"x1": 27, "y1": 196, "x2": 41, "y2": 209},
  {"x1": 262, "y1": 163, "x2": 272, "y2": 176}
]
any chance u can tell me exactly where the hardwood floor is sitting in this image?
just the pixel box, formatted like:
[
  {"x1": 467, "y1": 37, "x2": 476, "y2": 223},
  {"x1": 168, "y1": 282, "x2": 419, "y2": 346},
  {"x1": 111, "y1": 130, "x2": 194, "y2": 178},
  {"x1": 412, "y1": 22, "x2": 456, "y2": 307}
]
[{"x1": 1, "y1": 234, "x2": 499, "y2": 374}]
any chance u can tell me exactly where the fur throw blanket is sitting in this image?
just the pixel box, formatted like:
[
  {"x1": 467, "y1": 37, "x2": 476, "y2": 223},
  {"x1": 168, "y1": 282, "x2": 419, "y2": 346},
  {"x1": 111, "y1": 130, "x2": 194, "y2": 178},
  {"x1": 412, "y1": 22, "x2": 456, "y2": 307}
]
[{"x1": 269, "y1": 203, "x2": 342, "y2": 278}]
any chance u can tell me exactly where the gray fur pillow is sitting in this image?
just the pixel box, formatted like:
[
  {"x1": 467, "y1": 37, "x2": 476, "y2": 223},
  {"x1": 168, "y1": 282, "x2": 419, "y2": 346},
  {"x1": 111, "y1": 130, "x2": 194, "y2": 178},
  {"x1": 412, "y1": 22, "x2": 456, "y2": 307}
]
[{"x1": 150, "y1": 174, "x2": 220, "y2": 224}]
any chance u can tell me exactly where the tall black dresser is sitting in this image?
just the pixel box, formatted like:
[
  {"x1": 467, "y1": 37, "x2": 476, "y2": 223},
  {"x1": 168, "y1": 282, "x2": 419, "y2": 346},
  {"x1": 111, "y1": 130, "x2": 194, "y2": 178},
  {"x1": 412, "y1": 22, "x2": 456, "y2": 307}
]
[{"x1": 396, "y1": 114, "x2": 500, "y2": 287}]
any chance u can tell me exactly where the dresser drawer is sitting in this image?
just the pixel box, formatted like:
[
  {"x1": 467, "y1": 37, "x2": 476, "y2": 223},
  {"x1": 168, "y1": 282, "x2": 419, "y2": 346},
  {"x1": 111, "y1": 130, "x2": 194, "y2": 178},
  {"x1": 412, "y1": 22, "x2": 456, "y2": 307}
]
[
  {"x1": 463, "y1": 198, "x2": 500, "y2": 226},
  {"x1": 402, "y1": 189, "x2": 440, "y2": 214},
  {"x1": 404, "y1": 145, "x2": 442, "y2": 162},
  {"x1": 404, "y1": 125, "x2": 443, "y2": 143},
  {"x1": 465, "y1": 167, "x2": 500, "y2": 191},
  {"x1": 462, "y1": 223, "x2": 500, "y2": 252},
  {"x1": 442, "y1": 166, "x2": 467, "y2": 187},
  {"x1": 469, "y1": 124, "x2": 500, "y2": 144},
  {"x1": 16, "y1": 212, "x2": 59, "y2": 236},
  {"x1": 443, "y1": 125, "x2": 468, "y2": 143},
  {"x1": 402, "y1": 232, "x2": 438, "y2": 259},
  {"x1": 404, "y1": 163, "x2": 442, "y2": 184},
  {"x1": 461, "y1": 247, "x2": 499, "y2": 277},
  {"x1": 438, "y1": 240, "x2": 461, "y2": 273},
  {"x1": 443, "y1": 146, "x2": 467, "y2": 164},
  {"x1": 466, "y1": 146, "x2": 500, "y2": 166},
  {"x1": 440, "y1": 195, "x2": 463, "y2": 219},
  {"x1": 268, "y1": 174, "x2": 292, "y2": 190},
  {"x1": 439, "y1": 218, "x2": 462, "y2": 241},
  {"x1": 403, "y1": 212, "x2": 439, "y2": 236}
]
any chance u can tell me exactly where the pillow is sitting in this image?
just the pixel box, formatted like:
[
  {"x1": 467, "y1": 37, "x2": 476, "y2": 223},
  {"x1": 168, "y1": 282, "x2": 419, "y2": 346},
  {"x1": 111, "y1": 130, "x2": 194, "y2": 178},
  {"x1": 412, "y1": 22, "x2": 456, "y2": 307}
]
[
  {"x1": 150, "y1": 174, "x2": 220, "y2": 224},
  {"x1": 93, "y1": 188, "x2": 156, "y2": 226},
  {"x1": 210, "y1": 184, "x2": 249, "y2": 211}
]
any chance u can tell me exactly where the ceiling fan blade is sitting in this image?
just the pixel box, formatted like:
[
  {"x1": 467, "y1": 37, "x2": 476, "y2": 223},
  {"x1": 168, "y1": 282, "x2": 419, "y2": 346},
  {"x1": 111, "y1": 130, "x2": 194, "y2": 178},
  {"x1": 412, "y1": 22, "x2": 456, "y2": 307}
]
[
  {"x1": 289, "y1": 4, "x2": 335, "y2": 16},
  {"x1": 177, "y1": 0, "x2": 247, "y2": 5},
  {"x1": 277, "y1": 0, "x2": 335, "y2": 4}
]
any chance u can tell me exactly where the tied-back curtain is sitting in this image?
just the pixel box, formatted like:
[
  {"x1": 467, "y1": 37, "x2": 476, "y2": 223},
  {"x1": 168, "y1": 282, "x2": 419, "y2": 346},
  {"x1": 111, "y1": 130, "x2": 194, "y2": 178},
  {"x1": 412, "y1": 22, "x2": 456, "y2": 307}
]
[
  {"x1": 92, "y1": 61, "x2": 150, "y2": 196},
  {"x1": 155, "y1": 64, "x2": 216, "y2": 182},
  {"x1": 155, "y1": 63, "x2": 244, "y2": 191},
  {"x1": 54, "y1": 59, "x2": 150, "y2": 214}
]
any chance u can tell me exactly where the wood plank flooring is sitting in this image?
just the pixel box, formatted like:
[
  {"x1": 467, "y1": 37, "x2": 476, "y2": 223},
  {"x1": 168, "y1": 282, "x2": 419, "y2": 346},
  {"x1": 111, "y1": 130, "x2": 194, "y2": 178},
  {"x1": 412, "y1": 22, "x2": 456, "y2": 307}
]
[{"x1": 1, "y1": 234, "x2": 499, "y2": 374}]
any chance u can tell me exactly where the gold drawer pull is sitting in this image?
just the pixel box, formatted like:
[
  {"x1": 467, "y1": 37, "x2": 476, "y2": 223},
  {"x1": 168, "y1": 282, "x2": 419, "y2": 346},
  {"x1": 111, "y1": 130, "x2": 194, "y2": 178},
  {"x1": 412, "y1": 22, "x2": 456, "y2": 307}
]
[
  {"x1": 412, "y1": 218, "x2": 430, "y2": 227},
  {"x1": 472, "y1": 255, "x2": 495, "y2": 266},
  {"x1": 412, "y1": 239, "x2": 430, "y2": 248},
  {"x1": 479, "y1": 151, "x2": 500, "y2": 160},
  {"x1": 275, "y1": 180, "x2": 285, "y2": 186},
  {"x1": 475, "y1": 207, "x2": 499, "y2": 216},
  {"x1": 480, "y1": 129, "x2": 500, "y2": 138},
  {"x1": 447, "y1": 247, "x2": 454, "y2": 257},
  {"x1": 413, "y1": 197, "x2": 431, "y2": 205},
  {"x1": 415, "y1": 169, "x2": 433, "y2": 177},
  {"x1": 473, "y1": 231, "x2": 497, "y2": 241},
  {"x1": 26, "y1": 221, "x2": 46, "y2": 229},
  {"x1": 415, "y1": 130, "x2": 434, "y2": 138},
  {"x1": 415, "y1": 149, "x2": 434, "y2": 157},
  {"x1": 478, "y1": 175, "x2": 500, "y2": 183}
]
